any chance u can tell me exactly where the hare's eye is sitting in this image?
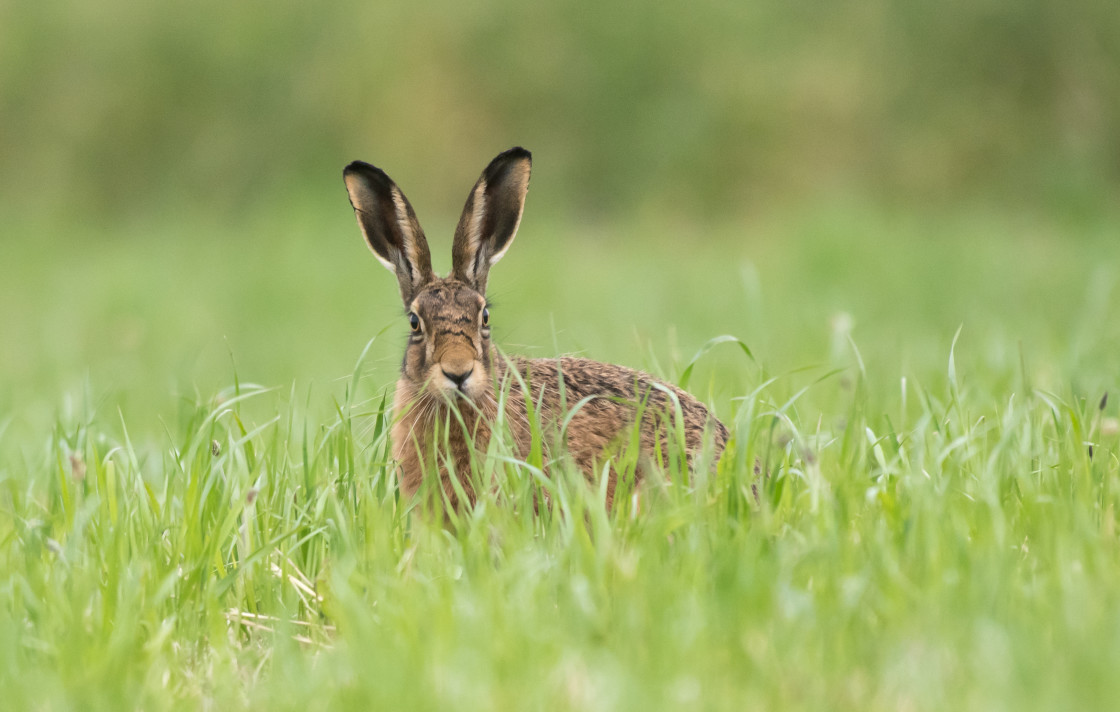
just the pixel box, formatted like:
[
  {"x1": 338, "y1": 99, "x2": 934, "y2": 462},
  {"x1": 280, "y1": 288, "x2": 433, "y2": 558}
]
[
  {"x1": 481, "y1": 308, "x2": 489, "y2": 326},
  {"x1": 408, "y1": 312, "x2": 420, "y2": 332}
]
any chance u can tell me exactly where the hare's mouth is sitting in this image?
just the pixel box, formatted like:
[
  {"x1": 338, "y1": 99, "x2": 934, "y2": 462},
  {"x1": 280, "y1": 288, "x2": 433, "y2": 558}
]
[{"x1": 431, "y1": 384, "x2": 483, "y2": 407}]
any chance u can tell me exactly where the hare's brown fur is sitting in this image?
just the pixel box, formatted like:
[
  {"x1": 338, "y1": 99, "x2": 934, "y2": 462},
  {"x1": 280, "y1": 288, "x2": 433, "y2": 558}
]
[{"x1": 345, "y1": 148, "x2": 727, "y2": 510}]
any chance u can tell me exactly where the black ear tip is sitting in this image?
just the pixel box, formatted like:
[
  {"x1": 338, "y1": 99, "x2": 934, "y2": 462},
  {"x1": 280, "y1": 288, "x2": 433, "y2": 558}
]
[
  {"x1": 344, "y1": 160, "x2": 371, "y2": 175},
  {"x1": 344, "y1": 159, "x2": 383, "y2": 174},
  {"x1": 343, "y1": 160, "x2": 393, "y2": 189},
  {"x1": 484, "y1": 147, "x2": 532, "y2": 181},
  {"x1": 503, "y1": 146, "x2": 532, "y2": 163}
]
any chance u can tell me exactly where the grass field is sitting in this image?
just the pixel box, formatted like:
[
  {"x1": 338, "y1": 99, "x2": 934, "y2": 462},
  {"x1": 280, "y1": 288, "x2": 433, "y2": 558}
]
[{"x1": 2, "y1": 196, "x2": 1119, "y2": 710}]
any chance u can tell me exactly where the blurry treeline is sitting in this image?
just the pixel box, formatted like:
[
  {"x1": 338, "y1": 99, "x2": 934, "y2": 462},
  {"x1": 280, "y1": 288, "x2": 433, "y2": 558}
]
[{"x1": 2, "y1": 0, "x2": 1117, "y2": 223}]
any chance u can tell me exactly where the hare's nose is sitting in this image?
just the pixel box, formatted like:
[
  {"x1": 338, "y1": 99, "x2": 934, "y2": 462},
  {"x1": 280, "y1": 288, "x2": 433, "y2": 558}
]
[{"x1": 442, "y1": 367, "x2": 474, "y2": 390}]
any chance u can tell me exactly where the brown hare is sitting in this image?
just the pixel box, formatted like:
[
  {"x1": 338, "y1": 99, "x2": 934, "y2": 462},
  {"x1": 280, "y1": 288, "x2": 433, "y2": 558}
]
[{"x1": 343, "y1": 147, "x2": 727, "y2": 510}]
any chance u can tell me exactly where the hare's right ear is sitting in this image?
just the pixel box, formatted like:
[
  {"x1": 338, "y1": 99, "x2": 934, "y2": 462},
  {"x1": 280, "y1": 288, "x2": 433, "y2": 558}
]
[
  {"x1": 344, "y1": 161, "x2": 436, "y2": 305},
  {"x1": 451, "y1": 147, "x2": 531, "y2": 295}
]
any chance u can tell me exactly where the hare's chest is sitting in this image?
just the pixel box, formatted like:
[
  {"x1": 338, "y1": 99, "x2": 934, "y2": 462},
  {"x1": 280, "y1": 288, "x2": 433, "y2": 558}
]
[{"x1": 390, "y1": 385, "x2": 496, "y2": 496}]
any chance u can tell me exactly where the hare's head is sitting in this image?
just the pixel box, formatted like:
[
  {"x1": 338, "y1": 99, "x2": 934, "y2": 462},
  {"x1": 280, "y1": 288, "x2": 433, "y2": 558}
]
[{"x1": 343, "y1": 148, "x2": 531, "y2": 402}]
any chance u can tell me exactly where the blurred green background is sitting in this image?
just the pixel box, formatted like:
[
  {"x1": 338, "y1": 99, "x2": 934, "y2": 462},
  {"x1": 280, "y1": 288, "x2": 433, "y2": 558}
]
[{"x1": 2, "y1": 0, "x2": 1118, "y2": 430}]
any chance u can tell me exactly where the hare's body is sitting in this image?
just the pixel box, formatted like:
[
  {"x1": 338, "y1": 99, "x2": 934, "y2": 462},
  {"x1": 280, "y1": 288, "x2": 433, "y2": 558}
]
[
  {"x1": 393, "y1": 350, "x2": 729, "y2": 509},
  {"x1": 345, "y1": 148, "x2": 727, "y2": 510}
]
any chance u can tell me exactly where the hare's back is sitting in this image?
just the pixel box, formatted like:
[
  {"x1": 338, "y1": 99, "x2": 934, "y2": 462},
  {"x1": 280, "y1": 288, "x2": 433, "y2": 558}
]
[{"x1": 505, "y1": 355, "x2": 728, "y2": 453}]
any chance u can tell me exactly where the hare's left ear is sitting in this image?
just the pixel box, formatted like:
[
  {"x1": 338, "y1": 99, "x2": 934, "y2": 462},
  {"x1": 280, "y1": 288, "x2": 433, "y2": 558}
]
[{"x1": 451, "y1": 147, "x2": 531, "y2": 294}]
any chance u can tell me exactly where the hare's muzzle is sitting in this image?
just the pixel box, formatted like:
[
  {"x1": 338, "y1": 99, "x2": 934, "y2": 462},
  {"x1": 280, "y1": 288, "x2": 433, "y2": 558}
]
[{"x1": 432, "y1": 346, "x2": 483, "y2": 399}]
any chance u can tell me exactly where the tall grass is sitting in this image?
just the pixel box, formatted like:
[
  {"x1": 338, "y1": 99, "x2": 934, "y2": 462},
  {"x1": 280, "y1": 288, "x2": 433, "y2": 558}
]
[{"x1": 3, "y1": 327, "x2": 1119, "y2": 709}]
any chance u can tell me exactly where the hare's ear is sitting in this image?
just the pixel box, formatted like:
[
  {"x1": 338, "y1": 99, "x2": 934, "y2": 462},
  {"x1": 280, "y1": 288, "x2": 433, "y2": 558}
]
[
  {"x1": 451, "y1": 147, "x2": 531, "y2": 294},
  {"x1": 344, "y1": 161, "x2": 436, "y2": 305}
]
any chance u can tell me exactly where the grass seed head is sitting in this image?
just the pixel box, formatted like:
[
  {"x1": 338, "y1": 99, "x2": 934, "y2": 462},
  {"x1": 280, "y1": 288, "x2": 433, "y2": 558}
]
[{"x1": 69, "y1": 452, "x2": 85, "y2": 481}]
